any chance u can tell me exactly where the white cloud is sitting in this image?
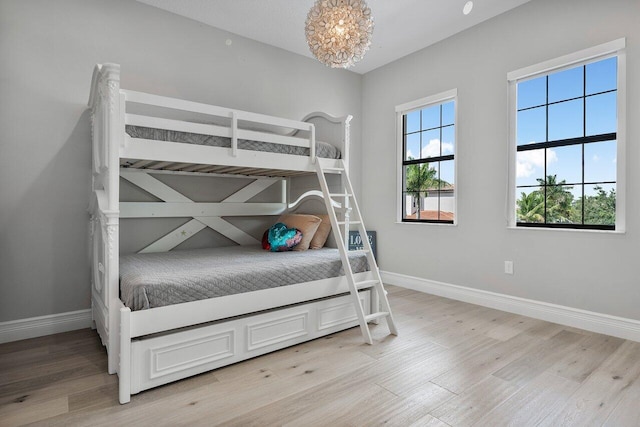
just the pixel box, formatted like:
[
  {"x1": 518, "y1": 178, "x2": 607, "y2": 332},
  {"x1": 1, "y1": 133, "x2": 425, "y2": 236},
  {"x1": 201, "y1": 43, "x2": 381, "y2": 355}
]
[
  {"x1": 516, "y1": 148, "x2": 557, "y2": 178},
  {"x1": 442, "y1": 141, "x2": 454, "y2": 155},
  {"x1": 592, "y1": 154, "x2": 600, "y2": 162},
  {"x1": 420, "y1": 139, "x2": 454, "y2": 158}
]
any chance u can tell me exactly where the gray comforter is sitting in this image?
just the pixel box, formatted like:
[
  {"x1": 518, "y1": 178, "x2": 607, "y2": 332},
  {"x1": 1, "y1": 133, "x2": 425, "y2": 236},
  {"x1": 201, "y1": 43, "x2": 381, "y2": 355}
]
[
  {"x1": 120, "y1": 245, "x2": 368, "y2": 311},
  {"x1": 126, "y1": 125, "x2": 341, "y2": 159}
]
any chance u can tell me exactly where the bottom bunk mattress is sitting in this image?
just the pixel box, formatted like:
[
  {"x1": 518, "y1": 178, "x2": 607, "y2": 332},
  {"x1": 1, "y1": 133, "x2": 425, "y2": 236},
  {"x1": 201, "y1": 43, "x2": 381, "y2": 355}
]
[{"x1": 120, "y1": 245, "x2": 369, "y2": 311}]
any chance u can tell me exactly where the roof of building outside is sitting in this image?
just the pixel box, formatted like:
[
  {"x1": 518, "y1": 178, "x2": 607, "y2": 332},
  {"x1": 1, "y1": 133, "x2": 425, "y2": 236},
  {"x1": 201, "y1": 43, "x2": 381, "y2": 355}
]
[{"x1": 405, "y1": 210, "x2": 455, "y2": 221}]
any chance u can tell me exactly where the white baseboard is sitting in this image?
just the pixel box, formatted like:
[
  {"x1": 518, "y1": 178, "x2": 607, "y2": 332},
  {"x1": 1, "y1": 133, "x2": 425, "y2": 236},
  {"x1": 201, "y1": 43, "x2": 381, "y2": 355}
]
[
  {"x1": 381, "y1": 271, "x2": 640, "y2": 342},
  {"x1": 0, "y1": 309, "x2": 92, "y2": 344}
]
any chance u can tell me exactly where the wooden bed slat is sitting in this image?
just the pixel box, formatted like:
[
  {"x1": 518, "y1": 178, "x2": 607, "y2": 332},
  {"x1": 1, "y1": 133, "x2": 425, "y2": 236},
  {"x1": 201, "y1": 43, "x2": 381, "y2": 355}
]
[
  {"x1": 121, "y1": 161, "x2": 315, "y2": 178},
  {"x1": 165, "y1": 162, "x2": 191, "y2": 171},
  {"x1": 146, "y1": 161, "x2": 173, "y2": 170}
]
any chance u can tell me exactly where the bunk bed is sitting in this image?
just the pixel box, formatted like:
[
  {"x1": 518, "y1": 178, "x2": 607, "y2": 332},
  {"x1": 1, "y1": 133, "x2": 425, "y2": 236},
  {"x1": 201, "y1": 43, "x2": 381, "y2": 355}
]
[{"x1": 88, "y1": 63, "x2": 395, "y2": 404}]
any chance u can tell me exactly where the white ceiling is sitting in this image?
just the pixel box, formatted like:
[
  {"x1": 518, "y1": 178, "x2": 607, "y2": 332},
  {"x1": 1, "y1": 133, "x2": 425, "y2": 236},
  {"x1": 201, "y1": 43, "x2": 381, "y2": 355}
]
[{"x1": 136, "y1": 0, "x2": 532, "y2": 74}]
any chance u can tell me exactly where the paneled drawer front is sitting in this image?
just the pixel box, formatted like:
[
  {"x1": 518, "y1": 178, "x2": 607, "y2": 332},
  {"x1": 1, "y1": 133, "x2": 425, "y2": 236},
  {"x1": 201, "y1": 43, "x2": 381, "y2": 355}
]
[
  {"x1": 150, "y1": 331, "x2": 234, "y2": 380},
  {"x1": 317, "y1": 292, "x2": 368, "y2": 331},
  {"x1": 247, "y1": 312, "x2": 308, "y2": 351}
]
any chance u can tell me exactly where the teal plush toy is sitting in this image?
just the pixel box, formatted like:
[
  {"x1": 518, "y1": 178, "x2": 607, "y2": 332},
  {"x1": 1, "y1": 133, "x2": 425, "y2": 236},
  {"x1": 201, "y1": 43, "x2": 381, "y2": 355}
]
[{"x1": 262, "y1": 222, "x2": 302, "y2": 252}]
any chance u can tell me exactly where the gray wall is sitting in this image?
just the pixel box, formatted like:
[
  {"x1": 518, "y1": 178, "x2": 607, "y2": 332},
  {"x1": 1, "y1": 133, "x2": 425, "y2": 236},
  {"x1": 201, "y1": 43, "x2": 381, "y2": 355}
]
[
  {"x1": 2, "y1": 0, "x2": 638, "y2": 325},
  {"x1": 361, "y1": 0, "x2": 640, "y2": 320},
  {"x1": 0, "y1": 0, "x2": 362, "y2": 322}
]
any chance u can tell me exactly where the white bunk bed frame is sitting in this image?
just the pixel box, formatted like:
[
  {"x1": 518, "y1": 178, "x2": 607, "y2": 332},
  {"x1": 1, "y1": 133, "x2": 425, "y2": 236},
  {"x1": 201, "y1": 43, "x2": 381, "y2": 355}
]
[{"x1": 88, "y1": 63, "x2": 381, "y2": 404}]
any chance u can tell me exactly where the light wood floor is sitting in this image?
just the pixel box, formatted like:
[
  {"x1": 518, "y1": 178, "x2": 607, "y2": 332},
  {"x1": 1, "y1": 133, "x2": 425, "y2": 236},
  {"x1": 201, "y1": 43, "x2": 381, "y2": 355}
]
[{"x1": 2, "y1": 286, "x2": 639, "y2": 426}]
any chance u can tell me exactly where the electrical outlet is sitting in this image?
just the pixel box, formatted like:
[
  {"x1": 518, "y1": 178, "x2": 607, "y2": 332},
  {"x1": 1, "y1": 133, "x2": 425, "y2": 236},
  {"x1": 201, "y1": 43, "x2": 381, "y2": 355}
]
[{"x1": 504, "y1": 261, "x2": 514, "y2": 275}]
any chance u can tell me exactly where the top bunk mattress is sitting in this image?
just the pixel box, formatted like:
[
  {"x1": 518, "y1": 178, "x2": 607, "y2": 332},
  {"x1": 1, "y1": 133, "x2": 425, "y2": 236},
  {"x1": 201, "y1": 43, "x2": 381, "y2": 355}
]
[
  {"x1": 125, "y1": 125, "x2": 341, "y2": 159},
  {"x1": 120, "y1": 245, "x2": 368, "y2": 311}
]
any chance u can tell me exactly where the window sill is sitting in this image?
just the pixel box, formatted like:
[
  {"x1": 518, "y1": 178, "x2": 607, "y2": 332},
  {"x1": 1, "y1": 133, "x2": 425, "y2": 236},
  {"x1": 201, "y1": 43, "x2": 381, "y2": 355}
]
[
  {"x1": 506, "y1": 226, "x2": 625, "y2": 235},
  {"x1": 396, "y1": 221, "x2": 458, "y2": 227}
]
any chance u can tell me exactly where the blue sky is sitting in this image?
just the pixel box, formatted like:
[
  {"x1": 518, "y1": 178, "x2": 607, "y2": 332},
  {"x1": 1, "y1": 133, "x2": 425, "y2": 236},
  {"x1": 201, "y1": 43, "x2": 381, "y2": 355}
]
[
  {"x1": 516, "y1": 56, "x2": 617, "y2": 199},
  {"x1": 402, "y1": 56, "x2": 617, "y2": 198},
  {"x1": 404, "y1": 101, "x2": 455, "y2": 185}
]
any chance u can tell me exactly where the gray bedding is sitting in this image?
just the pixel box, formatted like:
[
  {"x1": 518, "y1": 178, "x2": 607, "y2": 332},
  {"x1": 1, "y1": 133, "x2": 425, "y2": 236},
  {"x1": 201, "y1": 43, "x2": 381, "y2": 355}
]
[
  {"x1": 120, "y1": 245, "x2": 368, "y2": 311},
  {"x1": 125, "y1": 125, "x2": 341, "y2": 159}
]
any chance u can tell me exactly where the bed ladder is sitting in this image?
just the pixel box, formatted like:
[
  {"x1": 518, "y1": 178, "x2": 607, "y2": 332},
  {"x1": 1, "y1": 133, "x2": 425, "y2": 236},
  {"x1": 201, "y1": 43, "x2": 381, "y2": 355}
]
[{"x1": 316, "y1": 160, "x2": 398, "y2": 344}]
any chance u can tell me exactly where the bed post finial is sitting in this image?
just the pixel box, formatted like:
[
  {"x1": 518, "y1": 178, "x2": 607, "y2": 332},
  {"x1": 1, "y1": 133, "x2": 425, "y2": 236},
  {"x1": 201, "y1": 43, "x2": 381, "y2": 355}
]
[
  {"x1": 88, "y1": 63, "x2": 121, "y2": 109},
  {"x1": 343, "y1": 115, "x2": 352, "y2": 174},
  {"x1": 88, "y1": 63, "x2": 122, "y2": 212}
]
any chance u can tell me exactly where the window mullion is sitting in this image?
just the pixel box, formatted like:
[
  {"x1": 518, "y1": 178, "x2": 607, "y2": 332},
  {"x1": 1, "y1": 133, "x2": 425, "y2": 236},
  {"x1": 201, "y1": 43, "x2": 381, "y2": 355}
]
[
  {"x1": 513, "y1": 54, "x2": 619, "y2": 230},
  {"x1": 582, "y1": 65, "x2": 587, "y2": 225},
  {"x1": 399, "y1": 95, "x2": 456, "y2": 224},
  {"x1": 544, "y1": 75, "x2": 549, "y2": 224}
]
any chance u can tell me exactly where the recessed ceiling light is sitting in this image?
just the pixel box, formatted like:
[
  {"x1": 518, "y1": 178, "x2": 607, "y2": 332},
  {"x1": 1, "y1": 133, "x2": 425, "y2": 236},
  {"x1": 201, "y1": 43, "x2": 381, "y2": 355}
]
[{"x1": 463, "y1": 1, "x2": 474, "y2": 15}]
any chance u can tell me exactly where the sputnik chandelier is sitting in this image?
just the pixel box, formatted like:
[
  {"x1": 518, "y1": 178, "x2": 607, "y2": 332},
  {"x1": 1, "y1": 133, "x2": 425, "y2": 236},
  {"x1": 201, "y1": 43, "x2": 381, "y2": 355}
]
[{"x1": 305, "y1": 0, "x2": 374, "y2": 69}]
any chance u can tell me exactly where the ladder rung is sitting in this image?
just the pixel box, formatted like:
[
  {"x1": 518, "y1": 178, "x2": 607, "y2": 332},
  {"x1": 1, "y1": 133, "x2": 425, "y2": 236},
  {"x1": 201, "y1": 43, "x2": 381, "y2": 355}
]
[
  {"x1": 336, "y1": 220, "x2": 362, "y2": 225},
  {"x1": 333, "y1": 207, "x2": 352, "y2": 213},
  {"x1": 323, "y1": 167, "x2": 345, "y2": 172},
  {"x1": 329, "y1": 193, "x2": 352, "y2": 198},
  {"x1": 365, "y1": 312, "x2": 390, "y2": 322},
  {"x1": 355, "y1": 280, "x2": 379, "y2": 289}
]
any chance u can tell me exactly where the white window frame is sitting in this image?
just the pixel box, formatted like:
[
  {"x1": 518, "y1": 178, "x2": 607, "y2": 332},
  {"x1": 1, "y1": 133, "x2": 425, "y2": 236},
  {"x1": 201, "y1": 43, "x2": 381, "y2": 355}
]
[
  {"x1": 395, "y1": 88, "x2": 458, "y2": 224},
  {"x1": 506, "y1": 38, "x2": 626, "y2": 232}
]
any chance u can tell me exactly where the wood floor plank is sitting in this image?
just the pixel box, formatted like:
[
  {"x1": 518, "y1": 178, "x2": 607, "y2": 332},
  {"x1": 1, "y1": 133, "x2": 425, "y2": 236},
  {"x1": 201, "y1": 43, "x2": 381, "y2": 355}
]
[
  {"x1": 524, "y1": 321, "x2": 574, "y2": 340},
  {"x1": 0, "y1": 362, "x2": 107, "y2": 400},
  {"x1": 0, "y1": 372, "x2": 116, "y2": 409},
  {"x1": 430, "y1": 375, "x2": 520, "y2": 427},
  {"x1": 483, "y1": 313, "x2": 546, "y2": 341},
  {"x1": 281, "y1": 383, "x2": 393, "y2": 427},
  {"x1": 339, "y1": 381, "x2": 455, "y2": 426},
  {"x1": 0, "y1": 351, "x2": 105, "y2": 385},
  {"x1": 537, "y1": 340, "x2": 640, "y2": 426},
  {"x1": 376, "y1": 334, "x2": 499, "y2": 396},
  {"x1": 408, "y1": 414, "x2": 452, "y2": 427},
  {"x1": 492, "y1": 329, "x2": 584, "y2": 387},
  {"x1": 430, "y1": 330, "x2": 543, "y2": 394},
  {"x1": 67, "y1": 383, "x2": 119, "y2": 413},
  {"x1": 417, "y1": 306, "x2": 513, "y2": 350},
  {"x1": 299, "y1": 385, "x2": 399, "y2": 427},
  {"x1": 473, "y1": 371, "x2": 581, "y2": 427},
  {"x1": 1, "y1": 287, "x2": 639, "y2": 426},
  {"x1": 215, "y1": 365, "x2": 385, "y2": 426},
  {"x1": 0, "y1": 396, "x2": 68, "y2": 427},
  {"x1": 549, "y1": 332, "x2": 624, "y2": 382},
  {"x1": 602, "y1": 372, "x2": 640, "y2": 427},
  {"x1": 0, "y1": 329, "x2": 95, "y2": 356}
]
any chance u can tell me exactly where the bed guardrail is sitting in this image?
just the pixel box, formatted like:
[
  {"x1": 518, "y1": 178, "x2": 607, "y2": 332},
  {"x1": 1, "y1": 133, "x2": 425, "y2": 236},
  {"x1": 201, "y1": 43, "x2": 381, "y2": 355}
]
[{"x1": 121, "y1": 89, "x2": 318, "y2": 164}]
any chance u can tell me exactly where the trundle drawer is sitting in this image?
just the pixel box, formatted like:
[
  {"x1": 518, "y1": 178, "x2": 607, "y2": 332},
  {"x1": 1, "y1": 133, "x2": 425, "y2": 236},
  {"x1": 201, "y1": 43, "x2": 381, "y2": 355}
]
[{"x1": 130, "y1": 291, "x2": 370, "y2": 393}]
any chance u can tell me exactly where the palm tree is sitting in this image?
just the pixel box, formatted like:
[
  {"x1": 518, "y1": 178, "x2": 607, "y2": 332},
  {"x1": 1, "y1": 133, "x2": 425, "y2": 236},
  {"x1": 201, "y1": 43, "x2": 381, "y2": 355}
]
[
  {"x1": 516, "y1": 190, "x2": 544, "y2": 223},
  {"x1": 517, "y1": 175, "x2": 574, "y2": 224},
  {"x1": 405, "y1": 159, "x2": 448, "y2": 216},
  {"x1": 539, "y1": 175, "x2": 573, "y2": 223}
]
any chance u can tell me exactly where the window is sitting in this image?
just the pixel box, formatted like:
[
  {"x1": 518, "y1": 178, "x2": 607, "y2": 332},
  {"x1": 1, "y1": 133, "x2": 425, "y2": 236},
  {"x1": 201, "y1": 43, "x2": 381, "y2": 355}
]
[
  {"x1": 396, "y1": 90, "x2": 457, "y2": 223},
  {"x1": 508, "y1": 39, "x2": 626, "y2": 231}
]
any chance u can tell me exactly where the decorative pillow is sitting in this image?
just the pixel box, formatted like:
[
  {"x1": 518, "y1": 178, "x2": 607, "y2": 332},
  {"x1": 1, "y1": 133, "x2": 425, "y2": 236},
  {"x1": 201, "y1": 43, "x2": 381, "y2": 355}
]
[
  {"x1": 277, "y1": 214, "x2": 322, "y2": 251},
  {"x1": 262, "y1": 222, "x2": 303, "y2": 252},
  {"x1": 309, "y1": 214, "x2": 332, "y2": 249}
]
